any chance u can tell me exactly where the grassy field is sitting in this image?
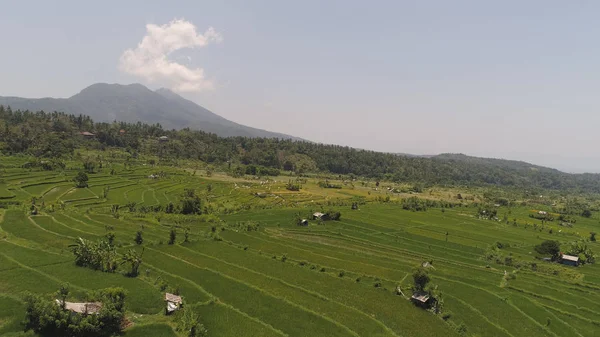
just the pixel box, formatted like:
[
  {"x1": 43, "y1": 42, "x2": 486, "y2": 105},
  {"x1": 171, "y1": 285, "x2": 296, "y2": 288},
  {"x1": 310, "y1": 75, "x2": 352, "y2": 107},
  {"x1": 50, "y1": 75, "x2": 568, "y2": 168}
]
[{"x1": 0, "y1": 156, "x2": 599, "y2": 337}]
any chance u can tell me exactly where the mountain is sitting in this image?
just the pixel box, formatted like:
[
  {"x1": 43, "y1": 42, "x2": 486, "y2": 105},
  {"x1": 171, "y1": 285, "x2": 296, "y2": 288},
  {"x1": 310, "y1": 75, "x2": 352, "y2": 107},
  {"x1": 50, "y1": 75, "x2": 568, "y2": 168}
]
[{"x1": 0, "y1": 83, "x2": 302, "y2": 140}]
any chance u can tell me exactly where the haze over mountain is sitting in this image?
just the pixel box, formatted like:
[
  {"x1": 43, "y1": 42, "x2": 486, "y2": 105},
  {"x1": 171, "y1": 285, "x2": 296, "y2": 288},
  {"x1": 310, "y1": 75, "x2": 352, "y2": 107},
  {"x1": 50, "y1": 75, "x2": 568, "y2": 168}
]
[{"x1": 0, "y1": 83, "x2": 302, "y2": 140}]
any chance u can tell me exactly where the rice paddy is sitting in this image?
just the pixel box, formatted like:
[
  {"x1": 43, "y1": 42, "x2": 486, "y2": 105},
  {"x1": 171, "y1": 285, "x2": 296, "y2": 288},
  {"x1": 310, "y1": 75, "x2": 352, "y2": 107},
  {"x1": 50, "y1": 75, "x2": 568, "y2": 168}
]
[{"x1": 0, "y1": 155, "x2": 598, "y2": 336}]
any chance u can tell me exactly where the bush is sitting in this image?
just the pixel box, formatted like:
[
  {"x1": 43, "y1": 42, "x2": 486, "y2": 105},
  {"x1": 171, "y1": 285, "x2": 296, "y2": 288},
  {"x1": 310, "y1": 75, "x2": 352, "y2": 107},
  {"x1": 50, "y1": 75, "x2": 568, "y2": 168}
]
[
  {"x1": 326, "y1": 210, "x2": 342, "y2": 221},
  {"x1": 180, "y1": 189, "x2": 201, "y2": 215},
  {"x1": 318, "y1": 180, "x2": 342, "y2": 189},
  {"x1": 73, "y1": 171, "x2": 89, "y2": 188},
  {"x1": 69, "y1": 237, "x2": 117, "y2": 272},
  {"x1": 169, "y1": 227, "x2": 177, "y2": 245},
  {"x1": 286, "y1": 181, "x2": 301, "y2": 191},
  {"x1": 176, "y1": 307, "x2": 208, "y2": 337},
  {"x1": 135, "y1": 230, "x2": 143, "y2": 245}
]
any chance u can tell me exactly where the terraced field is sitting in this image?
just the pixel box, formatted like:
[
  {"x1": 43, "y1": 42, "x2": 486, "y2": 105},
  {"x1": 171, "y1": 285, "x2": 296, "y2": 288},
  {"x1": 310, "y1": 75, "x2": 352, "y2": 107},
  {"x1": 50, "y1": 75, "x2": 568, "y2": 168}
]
[{"x1": 0, "y1": 160, "x2": 599, "y2": 336}]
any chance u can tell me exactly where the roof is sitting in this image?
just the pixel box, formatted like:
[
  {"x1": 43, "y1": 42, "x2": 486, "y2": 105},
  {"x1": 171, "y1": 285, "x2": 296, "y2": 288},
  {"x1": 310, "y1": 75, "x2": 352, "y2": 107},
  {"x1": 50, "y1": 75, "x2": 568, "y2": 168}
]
[
  {"x1": 159, "y1": 136, "x2": 169, "y2": 139},
  {"x1": 562, "y1": 254, "x2": 579, "y2": 262},
  {"x1": 411, "y1": 292, "x2": 430, "y2": 303},
  {"x1": 56, "y1": 300, "x2": 102, "y2": 314},
  {"x1": 313, "y1": 212, "x2": 325, "y2": 217},
  {"x1": 80, "y1": 131, "x2": 95, "y2": 136},
  {"x1": 165, "y1": 293, "x2": 182, "y2": 304}
]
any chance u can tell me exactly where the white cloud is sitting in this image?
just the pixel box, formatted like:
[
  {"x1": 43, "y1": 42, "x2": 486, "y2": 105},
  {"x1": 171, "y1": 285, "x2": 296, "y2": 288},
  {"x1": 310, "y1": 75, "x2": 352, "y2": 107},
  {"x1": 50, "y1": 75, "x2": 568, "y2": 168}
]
[{"x1": 119, "y1": 19, "x2": 222, "y2": 92}]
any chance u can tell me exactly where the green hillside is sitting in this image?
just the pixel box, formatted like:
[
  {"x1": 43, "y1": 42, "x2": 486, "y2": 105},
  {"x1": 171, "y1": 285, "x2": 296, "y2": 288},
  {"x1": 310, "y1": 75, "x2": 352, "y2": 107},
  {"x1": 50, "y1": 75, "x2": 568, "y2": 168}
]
[{"x1": 0, "y1": 107, "x2": 599, "y2": 336}]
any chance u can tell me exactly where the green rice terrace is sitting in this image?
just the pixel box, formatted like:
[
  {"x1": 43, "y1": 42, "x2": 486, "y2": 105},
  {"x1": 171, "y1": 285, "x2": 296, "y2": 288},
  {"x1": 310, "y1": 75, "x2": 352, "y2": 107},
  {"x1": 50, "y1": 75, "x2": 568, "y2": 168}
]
[{"x1": 0, "y1": 154, "x2": 599, "y2": 337}]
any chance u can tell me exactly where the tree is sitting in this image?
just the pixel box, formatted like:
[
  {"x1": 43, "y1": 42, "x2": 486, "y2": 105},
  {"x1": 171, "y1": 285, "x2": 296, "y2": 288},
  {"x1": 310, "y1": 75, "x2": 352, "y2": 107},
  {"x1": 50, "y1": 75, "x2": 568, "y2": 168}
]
[
  {"x1": 180, "y1": 189, "x2": 201, "y2": 215},
  {"x1": 165, "y1": 202, "x2": 175, "y2": 214},
  {"x1": 56, "y1": 283, "x2": 70, "y2": 310},
  {"x1": 24, "y1": 286, "x2": 127, "y2": 337},
  {"x1": 591, "y1": 232, "x2": 597, "y2": 242},
  {"x1": 120, "y1": 248, "x2": 143, "y2": 277},
  {"x1": 582, "y1": 209, "x2": 592, "y2": 218},
  {"x1": 105, "y1": 232, "x2": 116, "y2": 247},
  {"x1": 73, "y1": 171, "x2": 89, "y2": 188},
  {"x1": 566, "y1": 241, "x2": 596, "y2": 264},
  {"x1": 412, "y1": 267, "x2": 431, "y2": 292},
  {"x1": 534, "y1": 240, "x2": 561, "y2": 260},
  {"x1": 135, "y1": 231, "x2": 143, "y2": 245},
  {"x1": 184, "y1": 228, "x2": 190, "y2": 243},
  {"x1": 69, "y1": 237, "x2": 118, "y2": 272},
  {"x1": 169, "y1": 227, "x2": 177, "y2": 245}
]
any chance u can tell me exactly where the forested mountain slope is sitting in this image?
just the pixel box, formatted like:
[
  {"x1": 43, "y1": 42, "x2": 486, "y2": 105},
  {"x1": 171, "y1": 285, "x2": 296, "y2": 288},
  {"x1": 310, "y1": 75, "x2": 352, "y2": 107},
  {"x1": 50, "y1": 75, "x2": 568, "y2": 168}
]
[{"x1": 1, "y1": 105, "x2": 600, "y2": 192}]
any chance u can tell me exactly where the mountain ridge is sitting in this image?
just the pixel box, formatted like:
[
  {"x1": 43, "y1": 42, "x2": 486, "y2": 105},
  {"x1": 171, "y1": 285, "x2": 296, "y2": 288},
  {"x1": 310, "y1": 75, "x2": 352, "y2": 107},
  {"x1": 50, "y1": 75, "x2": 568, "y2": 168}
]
[{"x1": 0, "y1": 83, "x2": 303, "y2": 140}]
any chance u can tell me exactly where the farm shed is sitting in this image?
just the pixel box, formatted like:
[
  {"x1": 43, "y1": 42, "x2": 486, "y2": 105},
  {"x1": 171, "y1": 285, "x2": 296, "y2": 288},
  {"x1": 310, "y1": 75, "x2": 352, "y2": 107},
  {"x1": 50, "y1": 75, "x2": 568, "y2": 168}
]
[
  {"x1": 313, "y1": 212, "x2": 325, "y2": 220},
  {"x1": 561, "y1": 254, "x2": 579, "y2": 266},
  {"x1": 55, "y1": 300, "x2": 102, "y2": 315},
  {"x1": 165, "y1": 293, "x2": 183, "y2": 314},
  {"x1": 410, "y1": 292, "x2": 431, "y2": 308}
]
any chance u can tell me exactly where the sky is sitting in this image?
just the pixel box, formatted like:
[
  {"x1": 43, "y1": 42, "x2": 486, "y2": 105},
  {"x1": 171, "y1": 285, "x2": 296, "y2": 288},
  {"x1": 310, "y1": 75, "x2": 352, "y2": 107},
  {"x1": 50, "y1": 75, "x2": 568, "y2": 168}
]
[{"x1": 0, "y1": 0, "x2": 599, "y2": 172}]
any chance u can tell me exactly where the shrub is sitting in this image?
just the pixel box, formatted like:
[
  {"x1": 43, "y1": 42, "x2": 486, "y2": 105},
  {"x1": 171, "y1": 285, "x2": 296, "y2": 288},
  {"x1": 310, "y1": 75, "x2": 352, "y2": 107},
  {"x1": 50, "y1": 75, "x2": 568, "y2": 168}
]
[
  {"x1": 73, "y1": 171, "x2": 89, "y2": 188},
  {"x1": 135, "y1": 231, "x2": 143, "y2": 245},
  {"x1": 286, "y1": 180, "x2": 301, "y2": 191},
  {"x1": 169, "y1": 227, "x2": 177, "y2": 245},
  {"x1": 180, "y1": 189, "x2": 201, "y2": 215},
  {"x1": 69, "y1": 237, "x2": 117, "y2": 272},
  {"x1": 176, "y1": 307, "x2": 208, "y2": 337}
]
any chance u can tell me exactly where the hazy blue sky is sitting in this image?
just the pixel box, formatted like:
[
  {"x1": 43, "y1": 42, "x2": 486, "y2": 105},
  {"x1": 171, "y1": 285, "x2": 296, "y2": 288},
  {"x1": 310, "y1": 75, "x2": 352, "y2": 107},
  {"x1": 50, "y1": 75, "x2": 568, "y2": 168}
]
[{"x1": 1, "y1": 1, "x2": 599, "y2": 172}]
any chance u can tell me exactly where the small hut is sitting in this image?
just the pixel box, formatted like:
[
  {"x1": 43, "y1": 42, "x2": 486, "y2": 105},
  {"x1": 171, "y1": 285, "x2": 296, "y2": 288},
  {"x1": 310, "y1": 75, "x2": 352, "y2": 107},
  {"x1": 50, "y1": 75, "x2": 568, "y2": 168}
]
[
  {"x1": 56, "y1": 300, "x2": 102, "y2": 315},
  {"x1": 298, "y1": 219, "x2": 308, "y2": 226},
  {"x1": 119, "y1": 129, "x2": 126, "y2": 135},
  {"x1": 80, "y1": 131, "x2": 95, "y2": 138},
  {"x1": 158, "y1": 136, "x2": 169, "y2": 142},
  {"x1": 165, "y1": 293, "x2": 183, "y2": 314},
  {"x1": 561, "y1": 254, "x2": 580, "y2": 267},
  {"x1": 410, "y1": 292, "x2": 431, "y2": 308},
  {"x1": 313, "y1": 212, "x2": 325, "y2": 220}
]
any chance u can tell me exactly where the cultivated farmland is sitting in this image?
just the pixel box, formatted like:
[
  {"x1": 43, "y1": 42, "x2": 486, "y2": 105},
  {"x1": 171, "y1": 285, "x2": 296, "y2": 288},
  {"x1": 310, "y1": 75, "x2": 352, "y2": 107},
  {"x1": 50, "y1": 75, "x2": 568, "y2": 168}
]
[{"x1": 0, "y1": 155, "x2": 599, "y2": 337}]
